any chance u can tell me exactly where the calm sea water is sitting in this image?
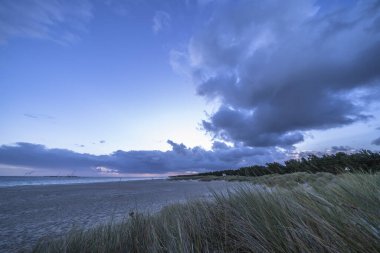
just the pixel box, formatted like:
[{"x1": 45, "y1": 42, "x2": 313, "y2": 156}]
[{"x1": 0, "y1": 176, "x2": 148, "y2": 187}]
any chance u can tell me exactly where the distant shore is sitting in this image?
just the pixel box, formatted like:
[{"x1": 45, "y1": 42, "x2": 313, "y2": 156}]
[
  {"x1": 0, "y1": 179, "x2": 241, "y2": 252},
  {"x1": 0, "y1": 176, "x2": 151, "y2": 188}
]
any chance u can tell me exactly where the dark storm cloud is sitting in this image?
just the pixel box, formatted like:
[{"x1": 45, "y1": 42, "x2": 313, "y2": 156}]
[
  {"x1": 175, "y1": 0, "x2": 380, "y2": 147},
  {"x1": 372, "y1": 137, "x2": 380, "y2": 146},
  {"x1": 0, "y1": 141, "x2": 288, "y2": 175}
]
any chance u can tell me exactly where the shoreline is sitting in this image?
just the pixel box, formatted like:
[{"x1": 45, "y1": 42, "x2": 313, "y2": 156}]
[
  {"x1": 0, "y1": 179, "x2": 241, "y2": 252},
  {"x1": 0, "y1": 176, "x2": 161, "y2": 188}
]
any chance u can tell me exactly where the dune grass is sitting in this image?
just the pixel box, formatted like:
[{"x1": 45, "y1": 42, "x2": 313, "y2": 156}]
[
  {"x1": 173, "y1": 172, "x2": 337, "y2": 188},
  {"x1": 33, "y1": 173, "x2": 380, "y2": 253}
]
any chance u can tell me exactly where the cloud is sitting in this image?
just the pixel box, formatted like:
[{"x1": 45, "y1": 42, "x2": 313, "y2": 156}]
[
  {"x1": 293, "y1": 145, "x2": 358, "y2": 159},
  {"x1": 0, "y1": 141, "x2": 289, "y2": 176},
  {"x1": 372, "y1": 137, "x2": 380, "y2": 145},
  {"x1": 95, "y1": 166, "x2": 119, "y2": 175},
  {"x1": 169, "y1": 50, "x2": 192, "y2": 77},
  {"x1": 152, "y1": 11, "x2": 171, "y2": 34},
  {"x1": 329, "y1": 145, "x2": 357, "y2": 153},
  {"x1": 23, "y1": 113, "x2": 55, "y2": 120},
  {"x1": 172, "y1": 0, "x2": 380, "y2": 147},
  {"x1": 0, "y1": 0, "x2": 93, "y2": 44}
]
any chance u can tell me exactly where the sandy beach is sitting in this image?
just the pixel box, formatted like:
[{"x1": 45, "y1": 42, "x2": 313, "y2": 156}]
[{"x1": 0, "y1": 179, "x2": 241, "y2": 252}]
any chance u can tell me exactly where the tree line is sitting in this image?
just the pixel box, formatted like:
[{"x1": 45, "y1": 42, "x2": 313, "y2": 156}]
[{"x1": 175, "y1": 150, "x2": 380, "y2": 178}]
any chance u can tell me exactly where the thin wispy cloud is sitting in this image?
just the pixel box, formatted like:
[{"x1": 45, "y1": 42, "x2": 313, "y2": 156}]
[
  {"x1": 23, "y1": 113, "x2": 55, "y2": 120},
  {"x1": 0, "y1": 0, "x2": 93, "y2": 45},
  {"x1": 152, "y1": 11, "x2": 171, "y2": 34}
]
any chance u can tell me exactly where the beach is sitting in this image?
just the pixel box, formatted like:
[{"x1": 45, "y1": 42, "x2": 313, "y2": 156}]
[{"x1": 0, "y1": 179, "x2": 240, "y2": 252}]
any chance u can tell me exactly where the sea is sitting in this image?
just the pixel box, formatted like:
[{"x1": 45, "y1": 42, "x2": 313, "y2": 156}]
[{"x1": 0, "y1": 176, "x2": 150, "y2": 187}]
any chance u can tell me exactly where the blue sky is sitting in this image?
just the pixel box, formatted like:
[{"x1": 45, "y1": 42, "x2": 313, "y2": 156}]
[
  {"x1": 0, "y1": 0, "x2": 213, "y2": 154},
  {"x1": 0, "y1": 0, "x2": 380, "y2": 176}
]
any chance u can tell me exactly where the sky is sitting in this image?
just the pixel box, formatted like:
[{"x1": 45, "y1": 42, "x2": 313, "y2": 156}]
[{"x1": 0, "y1": 0, "x2": 380, "y2": 177}]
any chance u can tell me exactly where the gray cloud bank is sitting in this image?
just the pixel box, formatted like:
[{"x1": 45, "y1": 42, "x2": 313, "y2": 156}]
[
  {"x1": 174, "y1": 0, "x2": 380, "y2": 147},
  {"x1": 372, "y1": 137, "x2": 380, "y2": 146},
  {"x1": 0, "y1": 141, "x2": 288, "y2": 175}
]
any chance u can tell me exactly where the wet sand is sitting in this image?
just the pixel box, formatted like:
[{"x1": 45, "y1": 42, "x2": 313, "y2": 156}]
[{"x1": 0, "y1": 179, "x2": 241, "y2": 252}]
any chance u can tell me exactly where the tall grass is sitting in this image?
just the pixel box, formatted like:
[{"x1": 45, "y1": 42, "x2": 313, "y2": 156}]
[{"x1": 34, "y1": 173, "x2": 380, "y2": 253}]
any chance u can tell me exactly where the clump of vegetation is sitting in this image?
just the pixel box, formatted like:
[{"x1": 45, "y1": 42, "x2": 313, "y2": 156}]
[
  {"x1": 171, "y1": 150, "x2": 380, "y2": 180},
  {"x1": 34, "y1": 173, "x2": 380, "y2": 253},
  {"x1": 230, "y1": 171, "x2": 337, "y2": 188}
]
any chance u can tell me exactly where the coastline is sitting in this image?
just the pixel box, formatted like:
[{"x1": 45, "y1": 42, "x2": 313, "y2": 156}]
[
  {"x1": 0, "y1": 179, "x2": 241, "y2": 252},
  {"x1": 0, "y1": 176, "x2": 155, "y2": 188}
]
